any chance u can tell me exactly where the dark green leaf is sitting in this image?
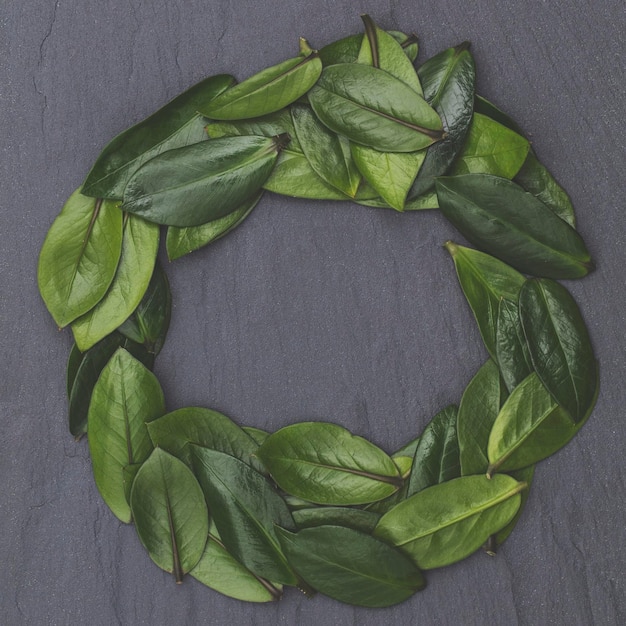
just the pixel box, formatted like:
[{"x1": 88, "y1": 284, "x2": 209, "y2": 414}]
[
  {"x1": 242, "y1": 426, "x2": 271, "y2": 446},
  {"x1": 256, "y1": 422, "x2": 402, "y2": 505},
  {"x1": 131, "y1": 448, "x2": 208, "y2": 582},
  {"x1": 122, "y1": 135, "x2": 286, "y2": 226},
  {"x1": 437, "y1": 174, "x2": 594, "y2": 279},
  {"x1": 292, "y1": 507, "x2": 381, "y2": 534},
  {"x1": 82, "y1": 74, "x2": 235, "y2": 198},
  {"x1": 519, "y1": 279, "x2": 598, "y2": 422},
  {"x1": 496, "y1": 297, "x2": 534, "y2": 392},
  {"x1": 276, "y1": 525, "x2": 425, "y2": 607},
  {"x1": 473, "y1": 95, "x2": 525, "y2": 135},
  {"x1": 66, "y1": 343, "x2": 84, "y2": 399}
]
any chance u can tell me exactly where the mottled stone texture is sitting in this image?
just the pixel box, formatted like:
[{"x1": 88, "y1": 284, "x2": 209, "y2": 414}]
[{"x1": 1, "y1": 1, "x2": 625, "y2": 624}]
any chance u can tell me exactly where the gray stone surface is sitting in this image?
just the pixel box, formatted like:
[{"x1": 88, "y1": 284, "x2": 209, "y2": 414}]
[{"x1": 1, "y1": 0, "x2": 625, "y2": 624}]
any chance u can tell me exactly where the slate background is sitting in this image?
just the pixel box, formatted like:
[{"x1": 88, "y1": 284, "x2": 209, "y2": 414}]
[{"x1": 2, "y1": 1, "x2": 625, "y2": 624}]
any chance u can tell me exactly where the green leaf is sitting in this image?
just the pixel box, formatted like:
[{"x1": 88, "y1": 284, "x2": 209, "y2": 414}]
[
  {"x1": 38, "y1": 189, "x2": 123, "y2": 328},
  {"x1": 66, "y1": 343, "x2": 84, "y2": 399},
  {"x1": 190, "y1": 446, "x2": 297, "y2": 585},
  {"x1": 291, "y1": 103, "x2": 361, "y2": 197},
  {"x1": 457, "y1": 360, "x2": 508, "y2": 476},
  {"x1": 166, "y1": 191, "x2": 262, "y2": 261},
  {"x1": 452, "y1": 113, "x2": 529, "y2": 179},
  {"x1": 117, "y1": 262, "x2": 171, "y2": 355},
  {"x1": 519, "y1": 279, "x2": 598, "y2": 422},
  {"x1": 130, "y1": 448, "x2": 208, "y2": 582},
  {"x1": 444, "y1": 242, "x2": 526, "y2": 358},
  {"x1": 473, "y1": 95, "x2": 525, "y2": 135},
  {"x1": 393, "y1": 435, "x2": 421, "y2": 460},
  {"x1": 276, "y1": 525, "x2": 425, "y2": 607},
  {"x1": 375, "y1": 474, "x2": 524, "y2": 569},
  {"x1": 409, "y1": 42, "x2": 476, "y2": 198},
  {"x1": 122, "y1": 135, "x2": 286, "y2": 226},
  {"x1": 88, "y1": 348, "x2": 165, "y2": 522},
  {"x1": 68, "y1": 332, "x2": 154, "y2": 437},
  {"x1": 71, "y1": 214, "x2": 159, "y2": 351},
  {"x1": 308, "y1": 64, "x2": 443, "y2": 152},
  {"x1": 357, "y1": 190, "x2": 439, "y2": 210},
  {"x1": 496, "y1": 297, "x2": 534, "y2": 392},
  {"x1": 437, "y1": 174, "x2": 594, "y2": 279},
  {"x1": 318, "y1": 31, "x2": 418, "y2": 66},
  {"x1": 122, "y1": 463, "x2": 142, "y2": 506},
  {"x1": 201, "y1": 54, "x2": 322, "y2": 120},
  {"x1": 82, "y1": 74, "x2": 235, "y2": 198},
  {"x1": 191, "y1": 520, "x2": 282, "y2": 602},
  {"x1": 487, "y1": 372, "x2": 597, "y2": 475},
  {"x1": 292, "y1": 507, "x2": 381, "y2": 534},
  {"x1": 242, "y1": 426, "x2": 271, "y2": 446},
  {"x1": 407, "y1": 405, "x2": 460, "y2": 496},
  {"x1": 256, "y1": 422, "x2": 402, "y2": 505}
]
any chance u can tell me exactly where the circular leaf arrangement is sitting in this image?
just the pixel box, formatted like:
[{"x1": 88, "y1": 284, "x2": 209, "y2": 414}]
[{"x1": 38, "y1": 16, "x2": 599, "y2": 607}]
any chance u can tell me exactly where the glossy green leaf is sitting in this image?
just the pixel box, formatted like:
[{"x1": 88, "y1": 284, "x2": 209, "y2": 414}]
[
  {"x1": 146, "y1": 406, "x2": 262, "y2": 471},
  {"x1": 117, "y1": 262, "x2": 171, "y2": 355},
  {"x1": 308, "y1": 64, "x2": 443, "y2": 152},
  {"x1": 68, "y1": 332, "x2": 154, "y2": 437},
  {"x1": 131, "y1": 448, "x2": 208, "y2": 582},
  {"x1": 122, "y1": 135, "x2": 286, "y2": 226},
  {"x1": 88, "y1": 348, "x2": 165, "y2": 522},
  {"x1": 191, "y1": 520, "x2": 282, "y2": 602},
  {"x1": 473, "y1": 94, "x2": 525, "y2": 135},
  {"x1": 452, "y1": 113, "x2": 529, "y2": 179},
  {"x1": 318, "y1": 31, "x2": 418, "y2": 66},
  {"x1": 291, "y1": 103, "x2": 361, "y2": 197},
  {"x1": 457, "y1": 360, "x2": 508, "y2": 476},
  {"x1": 487, "y1": 372, "x2": 597, "y2": 475},
  {"x1": 375, "y1": 474, "x2": 524, "y2": 569},
  {"x1": 71, "y1": 214, "x2": 159, "y2": 351},
  {"x1": 82, "y1": 74, "x2": 235, "y2": 198},
  {"x1": 293, "y1": 507, "x2": 381, "y2": 534},
  {"x1": 407, "y1": 405, "x2": 460, "y2": 496},
  {"x1": 496, "y1": 297, "x2": 534, "y2": 392},
  {"x1": 190, "y1": 446, "x2": 297, "y2": 585},
  {"x1": 256, "y1": 422, "x2": 402, "y2": 505},
  {"x1": 409, "y1": 42, "x2": 476, "y2": 198},
  {"x1": 437, "y1": 174, "x2": 594, "y2": 279},
  {"x1": 519, "y1": 279, "x2": 598, "y2": 422},
  {"x1": 166, "y1": 191, "x2": 262, "y2": 261},
  {"x1": 201, "y1": 54, "x2": 322, "y2": 120},
  {"x1": 38, "y1": 189, "x2": 123, "y2": 328},
  {"x1": 276, "y1": 525, "x2": 425, "y2": 607},
  {"x1": 445, "y1": 242, "x2": 525, "y2": 358}
]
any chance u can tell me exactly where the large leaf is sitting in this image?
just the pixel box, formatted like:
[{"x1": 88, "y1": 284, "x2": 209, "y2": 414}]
[
  {"x1": 71, "y1": 214, "x2": 159, "y2": 351},
  {"x1": 191, "y1": 520, "x2": 282, "y2": 602},
  {"x1": 496, "y1": 297, "x2": 534, "y2": 392},
  {"x1": 409, "y1": 42, "x2": 476, "y2": 198},
  {"x1": 122, "y1": 135, "x2": 286, "y2": 226},
  {"x1": 82, "y1": 74, "x2": 235, "y2": 198},
  {"x1": 117, "y1": 262, "x2": 171, "y2": 355},
  {"x1": 444, "y1": 242, "x2": 525, "y2": 359},
  {"x1": 88, "y1": 348, "x2": 165, "y2": 522},
  {"x1": 276, "y1": 525, "x2": 425, "y2": 607},
  {"x1": 190, "y1": 446, "x2": 297, "y2": 585},
  {"x1": 201, "y1": 54, "x2": 322, "y2": 120},
  {"x1": 38, "y1": 189, "x2": 123, "y2": 328},
  {"x1": 256, "y1": 422, "x2": 402, "y2": 505},
  {"x1": 437, "y1": 174, "x2": 593, "y2": 279},
  {"x1": 130, "y1": 448, "x2": 208, "y2": 582},
  {"x1": 166, "y1": 191, "x2": 262, "y2": 261},
  {"x1": 308, "y1": 64, "x2": 443, "y2": 152},
  {"x1": 457, "y1": 360, "x2": 508, "y2": 476},
  {"x1": 407, "y1": 405, "x2": 460, "y2": 496},
  {"x1": 487, "y1": 372, "x2": 597, "y2": 475},
  {"x1": 375, "y1": 475, "x2": 524, "y2": 569},
  {"x1": 292, "y1": 507, "x2": 381, "y2": 534},
  {"x1": 519, "y1": 279, "x2": 598, "y2": 422},
  {"x1": 452, "y1": 113, "x2": 529, "y2": 178}
]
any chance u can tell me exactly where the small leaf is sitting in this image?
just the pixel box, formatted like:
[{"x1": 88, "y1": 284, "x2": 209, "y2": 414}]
[
  {"x1": 292, "y1": 507, "x2": 381, "y2": 534},
  {"x1": 88, "y1": 348, "x2": 165, "y2": 522},
  {"x1": 496, "y1": 297, "x2": 534, "y2": 392},
  {"x1": 38, "y1": 189, "x2": 123, "y2": 328},
  {"x1": 276, "y1": 525, "x2": 425, "y2": 607},
  {"x1": 131, "y1": 448, "x2": 208, "y2": 582},
  {"x1": 519, "y1": 279, "x2": 598, "y2": 422},
  {"x1": 201, "y1": 54, "x2": 322, "y2": 120},
  {"x1": 318, "y1": 31, "x2": 418, "y2": 66},
  {"x1": 375, "y1": 475, "x2": 524, "y2": 569},
  {"x1": 256, "y1": 422, "x2": 402, "y2": 505}
]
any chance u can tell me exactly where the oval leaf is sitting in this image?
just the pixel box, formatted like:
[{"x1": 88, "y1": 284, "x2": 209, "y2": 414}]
[
  {"x1": 256, "y1": 422, "x2": 402, "y2": 505},
  {"x1": 131, "y1": 448, "x2": 208, "y2": 582},
  {"x1": 38, "y1": 189, "x2": 123, "y2": 328}
]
